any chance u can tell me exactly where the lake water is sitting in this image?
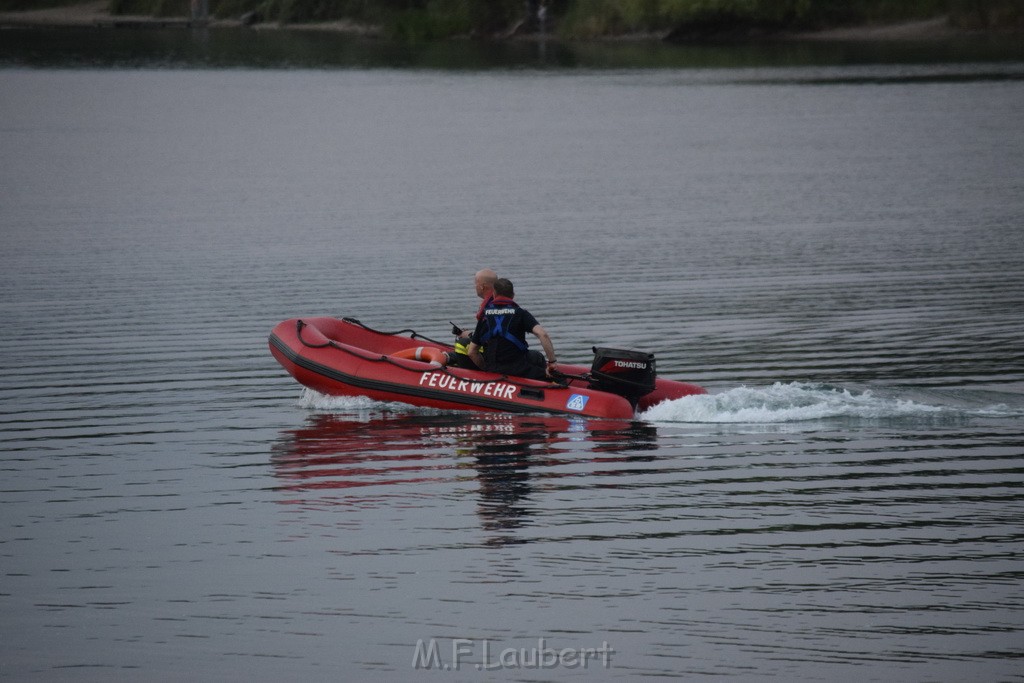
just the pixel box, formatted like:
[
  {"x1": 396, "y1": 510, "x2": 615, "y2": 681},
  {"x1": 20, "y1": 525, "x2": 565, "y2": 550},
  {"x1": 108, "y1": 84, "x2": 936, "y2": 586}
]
[{"x1": 1, "y1": 28, "x2": 1023, "y2": 682}]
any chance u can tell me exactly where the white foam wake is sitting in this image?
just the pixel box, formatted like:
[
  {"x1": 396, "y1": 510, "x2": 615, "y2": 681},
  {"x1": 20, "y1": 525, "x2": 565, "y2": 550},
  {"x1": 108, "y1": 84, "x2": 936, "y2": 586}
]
[
  {"x1": 297, "y1": 384, "x2": 1020, "y2": 424},
  {"x1": 297, "y1": 388, "x2": 449, "y2": 418},
  {"x1": 640, "y1": 382, "x2": 947, "y2": 424}
]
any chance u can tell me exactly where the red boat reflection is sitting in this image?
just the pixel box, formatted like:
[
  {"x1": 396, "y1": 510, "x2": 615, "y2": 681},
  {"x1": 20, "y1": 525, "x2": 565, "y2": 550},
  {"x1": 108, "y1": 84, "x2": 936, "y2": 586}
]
[{"x1": 271, "y1": 412, "x2": 659, "y2": 542}]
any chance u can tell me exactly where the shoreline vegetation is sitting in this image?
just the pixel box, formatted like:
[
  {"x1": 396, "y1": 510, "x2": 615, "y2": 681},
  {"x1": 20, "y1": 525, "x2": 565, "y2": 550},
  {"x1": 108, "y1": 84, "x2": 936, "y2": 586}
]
[{"x1": 1, "y1": 0, "x2": 1021, "y2": 42}]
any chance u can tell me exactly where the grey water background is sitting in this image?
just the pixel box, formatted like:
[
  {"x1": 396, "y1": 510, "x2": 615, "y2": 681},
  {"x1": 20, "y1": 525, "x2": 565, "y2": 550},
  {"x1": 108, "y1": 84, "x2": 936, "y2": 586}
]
[{"x1": 2, "y1": 27, "x2": 1024, "y2": 681}]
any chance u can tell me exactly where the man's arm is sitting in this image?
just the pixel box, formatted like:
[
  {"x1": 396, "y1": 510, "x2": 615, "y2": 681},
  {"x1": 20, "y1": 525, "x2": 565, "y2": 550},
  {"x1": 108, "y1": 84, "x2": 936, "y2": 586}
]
[
  {"x1": 531, "y1": 325, "x2": 557, "y2": 367},
  {"x1": 466, "y1": 342, "x2": 485, "y2": 370}
]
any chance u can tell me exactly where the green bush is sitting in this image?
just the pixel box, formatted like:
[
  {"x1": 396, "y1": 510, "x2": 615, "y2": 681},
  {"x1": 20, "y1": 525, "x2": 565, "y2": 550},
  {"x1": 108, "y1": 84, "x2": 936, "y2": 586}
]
[
  {"x1": 109, "y1": 0, "x2": 154, "y2": 14},
  {"x1": 797, "y1": 0, "x2": 949, "y2": 26},
  {"x1": 559, "y1": 0, "x2": 815, "y2": 38},
  {"x1": 0, "y1": 0, "x2": 89, "y2": 10},
  {"x1": 949, "y1": 0, "x2": 1024, "y2": 29},
  {"x1": 387, "y1": 5, "x2": 467, "y2": 41},
  {"x1": 154, "y1": 0, "x2": 189, "y2": 17},
  {"x1": 95, "y1": 0, "x2": 1023, "y2": 35}
]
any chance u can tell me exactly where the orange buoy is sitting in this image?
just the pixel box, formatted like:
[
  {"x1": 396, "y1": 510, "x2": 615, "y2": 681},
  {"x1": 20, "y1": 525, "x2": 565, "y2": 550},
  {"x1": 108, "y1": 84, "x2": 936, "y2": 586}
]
[{"x1": 391, "y1": 346, "x2": 447, "y2": 365}]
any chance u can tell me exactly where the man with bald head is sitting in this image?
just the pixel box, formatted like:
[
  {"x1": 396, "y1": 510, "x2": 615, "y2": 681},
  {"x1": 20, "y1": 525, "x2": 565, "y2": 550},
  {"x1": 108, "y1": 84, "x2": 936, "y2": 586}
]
[
  {"x1": 473, "y1": 268, "x2": 497, "y2": 321},
  {"x1": 447, "y1": 268, "x2": 498, "y2": 369}
]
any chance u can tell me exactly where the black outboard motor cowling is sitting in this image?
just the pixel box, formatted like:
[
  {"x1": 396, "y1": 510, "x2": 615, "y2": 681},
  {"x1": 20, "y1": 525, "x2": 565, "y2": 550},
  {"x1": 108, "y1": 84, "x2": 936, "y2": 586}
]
[{"x1": 589, "y1": 347, "x2": 657, "y2": 408}]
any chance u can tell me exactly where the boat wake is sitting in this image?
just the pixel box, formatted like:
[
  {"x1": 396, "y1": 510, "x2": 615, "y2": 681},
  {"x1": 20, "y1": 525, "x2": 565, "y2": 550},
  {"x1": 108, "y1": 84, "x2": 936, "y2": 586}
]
[
  {"x1": 298, "y1": 387, "x2": 451, "y2": 419},
  {"x1": 296, "y1": 384, "x2": 1022, "y2": 425},
  {"x1": 640, "y1": 382, "x2": 1022, "y2": 424}
]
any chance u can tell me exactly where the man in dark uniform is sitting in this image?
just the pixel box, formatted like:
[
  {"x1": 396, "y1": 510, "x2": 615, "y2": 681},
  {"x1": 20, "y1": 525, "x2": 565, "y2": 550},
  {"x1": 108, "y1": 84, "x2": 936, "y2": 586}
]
[
  {"x1": 448, "y1": 268, "x2": 498, "y2": 369},
  {"x1": 466, "y1": 278, "x2": 558, "y2": 380}
]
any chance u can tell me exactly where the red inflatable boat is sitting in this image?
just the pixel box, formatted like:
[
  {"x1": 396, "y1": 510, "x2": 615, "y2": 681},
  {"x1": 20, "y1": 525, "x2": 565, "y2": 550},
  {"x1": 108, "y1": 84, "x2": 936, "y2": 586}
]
[{"x1": 269, "y1": 317, "x2": 706, "y2": 419}]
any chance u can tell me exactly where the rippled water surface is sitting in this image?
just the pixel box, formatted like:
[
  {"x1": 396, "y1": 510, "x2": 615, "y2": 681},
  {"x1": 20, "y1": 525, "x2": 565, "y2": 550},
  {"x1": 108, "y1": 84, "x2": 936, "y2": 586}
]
[{"x1": 2, "y1": 48, "x2": 1023, "y2": 681}]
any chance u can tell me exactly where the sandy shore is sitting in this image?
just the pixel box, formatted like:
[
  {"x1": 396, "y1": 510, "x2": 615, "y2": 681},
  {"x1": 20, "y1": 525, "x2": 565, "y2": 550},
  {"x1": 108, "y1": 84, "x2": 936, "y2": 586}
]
[
  {"x1": 0, "y1": 0, "x2": 190, "y2": 26},
  {"x1": 788, "y1": 16, "x2": 960, "y2": 41},
  {"x1": 0, "y1": 2, "x2": 997, "y2": 40},
  {"x1": 0, "y1": 0, "x2": 122, "y2": 26},
  {"x1": 0, "y1": 0, "x2": 386, "y2": 31}
]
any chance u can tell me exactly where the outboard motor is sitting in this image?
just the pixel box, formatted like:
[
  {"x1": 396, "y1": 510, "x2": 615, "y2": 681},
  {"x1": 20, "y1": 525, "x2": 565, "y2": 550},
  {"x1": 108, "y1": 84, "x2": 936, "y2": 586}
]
[{"x1": 589, "y1": 347, "x2": 657, "y2": 408}]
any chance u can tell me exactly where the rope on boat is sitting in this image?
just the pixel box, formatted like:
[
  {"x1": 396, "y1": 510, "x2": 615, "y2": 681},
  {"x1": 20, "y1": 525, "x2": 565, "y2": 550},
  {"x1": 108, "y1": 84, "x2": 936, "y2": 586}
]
[
  {"x1": 296, "y1": 319, "x2": 570, "y2": 390},
  {"x1": 294, "y1": 319, "x2": 331, "y2": 348},
  {"x1": 341, "y1": 316, "x2": 448, "y2": 346}
]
